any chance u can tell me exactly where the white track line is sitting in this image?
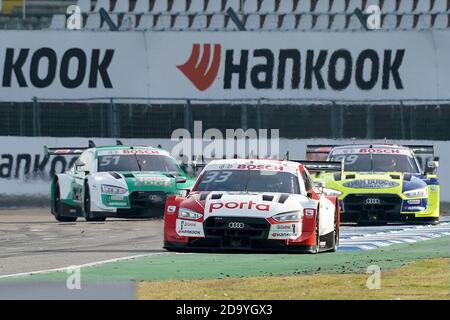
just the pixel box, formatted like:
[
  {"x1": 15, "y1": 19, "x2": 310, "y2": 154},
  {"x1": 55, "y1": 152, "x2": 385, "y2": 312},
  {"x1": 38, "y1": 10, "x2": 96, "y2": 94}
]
[
  {"x1": 2, "y1": 221, "x2": 450, "y2": 277},
  {"x1": 0, "y1": 252, "x2": 178, "y2": 280}
]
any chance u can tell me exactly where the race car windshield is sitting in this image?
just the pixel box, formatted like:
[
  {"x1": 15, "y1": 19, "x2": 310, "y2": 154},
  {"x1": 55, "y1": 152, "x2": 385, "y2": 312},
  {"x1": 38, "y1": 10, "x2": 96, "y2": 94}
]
[
  {"x1": 97, "y1": 154, "x2": 180, "y2": 173},
  {"x1": 330, "y1": 154, "x2": 420, "y2": 173},
  {"x1": 195, "y1": 170, "x2": 300, "y2": 194}
]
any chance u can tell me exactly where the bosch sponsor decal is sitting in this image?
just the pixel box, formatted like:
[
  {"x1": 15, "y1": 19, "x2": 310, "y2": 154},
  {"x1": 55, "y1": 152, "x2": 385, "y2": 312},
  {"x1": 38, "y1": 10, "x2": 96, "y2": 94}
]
[
  {"x1": 204, "y1": 162, "x2": 297, "y2": 173},
  {"x1": 237, "y1": 164, "x2": 284, "y2": 171},
  {"x1": 176, "y1": 219, "x2": 205, "y2": 237},
  {"x1": 178, "y1": 43, "x2": 405, "y2": 92},
  {"x1": 97, "y1": 149, "x2": 166, "y2": 156},
  {"x1": 331, "y1": 148, "x2": 411, "y2": 156},
  {"x1": 359, "y1": 148, "x2": 404, "y2": 154},
  {"x1": 343, "y1": 179, "x2": 400, "y2": 189},
  {"x1": 122, "y1": 149, "x2": 165, "y2": 155},
  {"x1": 208, "y1": 201, "x2": 271, "y2": 213}
]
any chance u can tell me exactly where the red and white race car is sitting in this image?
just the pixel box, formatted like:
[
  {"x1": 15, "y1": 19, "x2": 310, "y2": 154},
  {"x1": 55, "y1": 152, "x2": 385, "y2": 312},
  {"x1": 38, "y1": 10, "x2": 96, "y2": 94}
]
[{"x1": 163, "y1": 159, "x2": 341, "y2": 253}]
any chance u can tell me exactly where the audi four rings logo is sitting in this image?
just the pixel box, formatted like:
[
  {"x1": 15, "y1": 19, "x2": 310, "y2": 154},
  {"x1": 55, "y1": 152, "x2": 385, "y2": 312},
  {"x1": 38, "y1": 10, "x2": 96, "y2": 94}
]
[
  {"x1": 228, "y1": 222, "x2": 245, "y2": 229},
  {"x1": 365, "y1": 198, "x2": 381, "y2": 205}
]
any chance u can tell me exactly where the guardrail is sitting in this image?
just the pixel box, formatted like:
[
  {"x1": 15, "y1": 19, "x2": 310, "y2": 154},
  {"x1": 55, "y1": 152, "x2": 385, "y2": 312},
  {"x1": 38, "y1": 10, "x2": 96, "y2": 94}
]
[{"x1": 1, "y1": 97, "x2": 450, "y2": 140}]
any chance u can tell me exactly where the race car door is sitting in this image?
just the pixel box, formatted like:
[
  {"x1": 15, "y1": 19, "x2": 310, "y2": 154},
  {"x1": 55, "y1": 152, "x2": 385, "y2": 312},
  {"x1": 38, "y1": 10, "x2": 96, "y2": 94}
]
[{"x1": 72, "y1": 150, "x2": 94, "y2": 204}]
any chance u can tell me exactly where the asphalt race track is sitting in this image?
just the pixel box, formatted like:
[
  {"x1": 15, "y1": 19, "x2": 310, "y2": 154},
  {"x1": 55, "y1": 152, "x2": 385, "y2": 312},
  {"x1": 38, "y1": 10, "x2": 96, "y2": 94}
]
[
  {"x1": 1, "y1": 209, "x2": 449, "y2": 277},
  {"x1": 0, "y1": 209, "x2": 165, "y2": 276}
]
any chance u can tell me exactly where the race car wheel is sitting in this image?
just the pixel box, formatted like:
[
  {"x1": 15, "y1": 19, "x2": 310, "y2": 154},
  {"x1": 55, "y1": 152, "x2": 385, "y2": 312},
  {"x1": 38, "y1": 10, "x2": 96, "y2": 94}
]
[
  {"x1": 330, "y1": 207, "x2": 339, "y2": 252},
  {"x1": 52, "y1": 182, "x2": 77, "y2": 222},
  {"x1": 83, "y1": 185, "x2": 106, "y2": 222},
  {"x1": 313, "y1": 211, "x2": 320, "y2": 254}
]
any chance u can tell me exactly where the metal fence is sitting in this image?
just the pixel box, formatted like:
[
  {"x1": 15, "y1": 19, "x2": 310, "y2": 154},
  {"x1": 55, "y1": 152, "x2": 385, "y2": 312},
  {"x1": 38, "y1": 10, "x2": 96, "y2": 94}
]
[{"x1": 1, "y1": 97, "x2": 450, "y2": 140}]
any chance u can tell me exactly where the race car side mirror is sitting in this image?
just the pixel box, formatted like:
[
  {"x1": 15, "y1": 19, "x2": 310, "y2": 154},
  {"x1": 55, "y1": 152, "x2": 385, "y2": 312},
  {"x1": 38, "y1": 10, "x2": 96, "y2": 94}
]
[
  {"x1": 425, "y1": 160, "x2": 439, "y2": 175},
  {"x1": 176, "y1": 177, "x2": 187, "y2": 184},
  {"x1": 311, "y1": 181, "x2": 324, "y2": 195},
  {"x1": 75, "y1": 160, "x2": 85, "y2": 170},
  {"x1": 179, "y1": 189, "x2": 190, "y2": 197},
  {"x1": 75, "y1": 160, "x2": 89, "y2": 174},
  {"x1": 313, "y1": 181, "x2": 324, "y2": 189}
]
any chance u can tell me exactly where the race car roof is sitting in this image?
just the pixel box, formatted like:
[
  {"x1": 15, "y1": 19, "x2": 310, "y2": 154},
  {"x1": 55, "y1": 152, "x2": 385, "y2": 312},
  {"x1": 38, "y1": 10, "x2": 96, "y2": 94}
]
[{"x1": 204, "y1": 159, "x2": 300, "y2": 174}]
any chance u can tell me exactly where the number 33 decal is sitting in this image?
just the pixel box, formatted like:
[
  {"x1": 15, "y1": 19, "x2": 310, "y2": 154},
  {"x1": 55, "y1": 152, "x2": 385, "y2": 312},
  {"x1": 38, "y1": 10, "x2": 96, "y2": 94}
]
[{"x1": 201, "y1": 171, "x2": 232, "y2": 183}]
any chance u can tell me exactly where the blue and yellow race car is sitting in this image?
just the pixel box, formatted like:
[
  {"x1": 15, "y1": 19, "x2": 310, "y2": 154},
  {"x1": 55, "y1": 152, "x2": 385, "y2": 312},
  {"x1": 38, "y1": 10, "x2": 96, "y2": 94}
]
[{"x1": 306, "y1": 144, "x2": 440, "y2": 225}]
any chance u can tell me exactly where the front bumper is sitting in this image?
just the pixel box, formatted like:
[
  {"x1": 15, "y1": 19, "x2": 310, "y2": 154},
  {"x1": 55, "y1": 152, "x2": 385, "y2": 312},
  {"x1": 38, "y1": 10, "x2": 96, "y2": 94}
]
[
  {"x1": 94, "y1": 191, "x2": 170, "y2": 218},
  {"x1": 340, "y1": 194, "x2": 438, "y2": 224},
  {"x1": 167, "y1": 217, "x2": 314, "y2": 252},
  {"x1": 164, "y1": 241, "x2": 317, "y2": 253}
]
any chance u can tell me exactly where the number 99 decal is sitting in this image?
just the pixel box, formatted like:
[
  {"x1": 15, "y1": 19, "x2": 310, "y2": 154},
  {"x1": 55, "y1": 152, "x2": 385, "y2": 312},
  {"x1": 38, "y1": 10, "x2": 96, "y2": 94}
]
[{"x1": 332, "y1": 154, "x2": 358, "y2": 165}]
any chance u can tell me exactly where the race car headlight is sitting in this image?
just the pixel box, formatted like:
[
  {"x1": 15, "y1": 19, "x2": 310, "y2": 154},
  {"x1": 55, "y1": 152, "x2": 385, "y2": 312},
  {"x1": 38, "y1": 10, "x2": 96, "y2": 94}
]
[
  {"x1": 272, "y1": 212, "x2": 300, "y2": 223},
  {"x1": 101, "y1": 184, "x2": 127, "y2": 195},
  {"x1": 322, "y1": 188, "x2": 342, "y2": 197},
  {"x1": 403, "y1": 188, "x2": 427, "y2": 198},
  {"x1": 178, "y1": 208, "x2": 203, "y2": 220}
]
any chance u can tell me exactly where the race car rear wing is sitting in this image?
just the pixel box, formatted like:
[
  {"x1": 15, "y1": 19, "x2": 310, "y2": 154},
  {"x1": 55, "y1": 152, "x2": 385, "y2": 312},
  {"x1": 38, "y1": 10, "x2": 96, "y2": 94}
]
[
  {"x1": 305, "y1": 145, "x2": 338, "y2": 161},
  {"x1": 405, "y1": 145, "x2": 435, "y2": 156},
  {"x1": 301, "y1": 161, "x2": 343, "y2": 174},
  {"x1": 290, "y1": 160, "x2": 343, "y2": 174},
  {"x1": 44, "y1": 140, "x2": 96, "y2": 156}
]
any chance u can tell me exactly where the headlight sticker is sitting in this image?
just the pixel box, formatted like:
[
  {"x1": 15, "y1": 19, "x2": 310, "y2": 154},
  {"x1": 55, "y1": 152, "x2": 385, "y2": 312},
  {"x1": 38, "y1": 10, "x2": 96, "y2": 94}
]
[{"x1": 134, "y1": 176, "x2": 171, "y2": 187}]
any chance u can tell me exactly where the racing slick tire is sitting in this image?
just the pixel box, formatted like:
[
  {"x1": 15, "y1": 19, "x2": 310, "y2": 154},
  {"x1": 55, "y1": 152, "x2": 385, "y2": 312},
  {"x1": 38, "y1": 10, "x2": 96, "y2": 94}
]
[
  {"x1": 414, "y1": 217, "x2": 440, "y2": 225},
  {"x1": 163, "y1": 242, "x2": 189, "y2": 252},
  {"x1": 83, "y1": 184, "x2": 106, "y2": 222},
  {"x1": 330, "y1": 208, "x2": 339, "y2": 252},
  {"x1": 313, "y1": 211, "x2": 320, "y2": 254},
  {"x1": 52, "y1": 181, "x2": 77, "y2": 222}
]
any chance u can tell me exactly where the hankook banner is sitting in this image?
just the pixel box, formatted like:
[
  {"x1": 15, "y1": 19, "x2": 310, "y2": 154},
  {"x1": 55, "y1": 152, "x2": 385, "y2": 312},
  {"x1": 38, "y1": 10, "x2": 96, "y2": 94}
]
[{"x1": 0, "y1": 30, "x2": 449, "y2": 102}]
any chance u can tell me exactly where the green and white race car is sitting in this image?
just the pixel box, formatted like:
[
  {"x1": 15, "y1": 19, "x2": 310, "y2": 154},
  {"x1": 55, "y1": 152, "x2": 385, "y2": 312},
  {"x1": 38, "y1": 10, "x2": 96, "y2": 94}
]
[
  {"x1": 46, "y1": 141, "x2": 196, "y2": 222},
  {"x1": 306, "y1": 144, "x2": 440, "y2": 225}
]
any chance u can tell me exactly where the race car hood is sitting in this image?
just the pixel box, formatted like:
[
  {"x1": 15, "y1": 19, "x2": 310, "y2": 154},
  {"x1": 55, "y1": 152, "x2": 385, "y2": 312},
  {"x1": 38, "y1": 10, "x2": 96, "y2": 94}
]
[
  {"x1": 320, "y1": 172, "x2": 427, "y2": 194},
  {"x1": 191, "y1": 192, "x2": 312, "y2": 220}
]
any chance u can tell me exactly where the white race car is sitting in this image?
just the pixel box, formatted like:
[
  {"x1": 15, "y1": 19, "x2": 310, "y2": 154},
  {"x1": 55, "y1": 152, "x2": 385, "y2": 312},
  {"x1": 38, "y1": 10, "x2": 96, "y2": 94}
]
[
  {"x1": 46, "y1": 141, "x2": 195, "y2": 222},
  {"x1": 164, "y1": 158, "x2": 341, "y2": 253}
]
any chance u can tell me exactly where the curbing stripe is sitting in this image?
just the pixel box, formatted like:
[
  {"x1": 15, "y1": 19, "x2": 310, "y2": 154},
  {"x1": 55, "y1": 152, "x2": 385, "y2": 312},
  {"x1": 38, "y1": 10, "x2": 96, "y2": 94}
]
[{"x1": 0, "y1": 252, "x2": 181, "y2": 280}]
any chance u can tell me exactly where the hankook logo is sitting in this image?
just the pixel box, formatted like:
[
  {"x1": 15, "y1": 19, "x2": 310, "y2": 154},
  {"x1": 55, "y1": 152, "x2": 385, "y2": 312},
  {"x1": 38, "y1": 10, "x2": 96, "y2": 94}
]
[
  {"x1": 177, "y1": 43, "x2": 221, "y2": 91},
  {"x1": 177, "y1": 44, "x2": 405, "y2": 92}
]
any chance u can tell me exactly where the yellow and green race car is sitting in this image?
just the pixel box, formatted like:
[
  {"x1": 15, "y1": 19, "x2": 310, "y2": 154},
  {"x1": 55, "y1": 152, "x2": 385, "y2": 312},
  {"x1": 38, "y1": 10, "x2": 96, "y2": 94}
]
[{"x1": 306, "y1": 144, "x2": 440, "y2": 225}]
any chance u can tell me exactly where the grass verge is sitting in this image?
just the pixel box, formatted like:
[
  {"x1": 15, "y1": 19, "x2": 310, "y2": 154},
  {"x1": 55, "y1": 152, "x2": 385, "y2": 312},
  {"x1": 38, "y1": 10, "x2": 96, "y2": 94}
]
[
  {"x1": 137, "y1": 258, "x2": 450, "y2": 300},
  {"x1": 3, "y1": 236, "x2": 449, "y2": 283}
]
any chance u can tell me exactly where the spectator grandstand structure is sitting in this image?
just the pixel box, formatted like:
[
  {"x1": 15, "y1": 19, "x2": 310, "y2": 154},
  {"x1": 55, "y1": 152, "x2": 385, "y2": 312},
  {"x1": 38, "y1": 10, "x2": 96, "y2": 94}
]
[
  {"x1": 1, "y1": 0, "x2": 449, "y2": 30},
  {"x1": 1, "y1": 0, "x2": 450, "y2": 141}
]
